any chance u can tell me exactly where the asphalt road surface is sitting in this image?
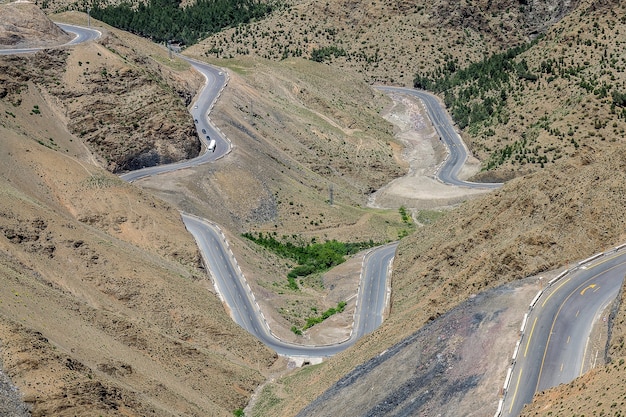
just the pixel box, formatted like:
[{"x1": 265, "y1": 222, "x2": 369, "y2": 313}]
[
  {"x1": 120, "y1": 57, "x2": 231, "y2": 182},
  {"x1": 376, "y1": 86, "x2": 502, "y2": 189},
  {"x1": 502, "y1": 250, "x2": 626, "y2": 416},
  {"x1": 182, "y1": 213, "x2": 398, "y2": 357}
]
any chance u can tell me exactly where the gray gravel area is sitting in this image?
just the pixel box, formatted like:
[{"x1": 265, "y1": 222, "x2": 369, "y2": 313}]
[
  {"x1": 0, "y1": 363, "x2": 30, "y2": 417},
  {"x1": 296, "y1": 277, "x2": 539, "y2": 417}
]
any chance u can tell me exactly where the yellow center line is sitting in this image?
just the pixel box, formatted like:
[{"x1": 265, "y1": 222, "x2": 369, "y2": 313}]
[
  {"x1": 542, "y1": 278, "x2": 571, "y2": 307},
  {"x1": 524, "y1": 317, "x2": 538, "y2": 358},
  {"x1": 509, "y1": 368, "x2": 523, "y2": 414}
]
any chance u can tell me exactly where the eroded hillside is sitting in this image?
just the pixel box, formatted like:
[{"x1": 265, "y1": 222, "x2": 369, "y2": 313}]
[
  {"x1": 0, "y1": 1, "x2": 70, "y2": 47},
  {"x1": 0, "y1": 7, "x2": 279, "y2": 416},
  {"x1": 1, "y1": 11, "x2": 203, "y2": 173}
]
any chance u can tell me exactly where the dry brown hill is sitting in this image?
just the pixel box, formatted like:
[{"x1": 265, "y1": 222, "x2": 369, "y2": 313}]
[
  {"x1": 205, "y1": 0, "x2": 626, "y2": 415},
  {"x1": 0, "y1": 7, "x2": 280, "y2": 417},
  {"x1": 0, "y1": 1, "x2": 70, "y2": 48},
  {"x1": 0, "y1": 97, "x2": 278, "y2": 417},
  {"x1": 2, "y1": 0, "x2": 626, "y2": 416}
]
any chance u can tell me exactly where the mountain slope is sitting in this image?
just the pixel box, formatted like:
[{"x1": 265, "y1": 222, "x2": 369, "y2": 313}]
[
  {"x1": 230, "y1": 0, "x2": 626, "y2": 414},
  {"x1": 0, "y1": 7, "x2": 278, "y2": 416},
  {"x1": 0, "y1": 1, "x2": 70, "y2": 48}
]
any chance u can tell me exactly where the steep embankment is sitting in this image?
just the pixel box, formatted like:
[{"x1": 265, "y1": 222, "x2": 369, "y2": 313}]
[{"x1": 0, "y1": 1, "x2": 70, "y2": 48}]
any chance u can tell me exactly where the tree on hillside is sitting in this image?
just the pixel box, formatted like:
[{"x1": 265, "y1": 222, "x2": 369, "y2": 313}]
[{"x1": 90, "y1": 0, "x2": 280, "y2": 46}]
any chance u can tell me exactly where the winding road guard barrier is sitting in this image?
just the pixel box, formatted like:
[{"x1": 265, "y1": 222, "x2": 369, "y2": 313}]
[{"x1": 495, "y1": 244, "x2": 626, "y2": 416}]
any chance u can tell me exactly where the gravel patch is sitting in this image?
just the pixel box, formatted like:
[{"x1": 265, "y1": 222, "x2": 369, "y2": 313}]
[
  {"x1": 0, "y1": 356, "x2": 30, "y2": 417},
  {"x1": 296, "y1": 277, "x2": 540, "y2": 417}
]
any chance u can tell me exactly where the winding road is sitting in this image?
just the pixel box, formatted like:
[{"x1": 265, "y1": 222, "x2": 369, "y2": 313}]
[
  {"x1": 27, "y1": 22, "x2": 401, "y2": 358},
  {"x1": 6, "y1": 23, "x2": 623, "y2": 413},
  {"x1": 0, "y1": 23, "x2": 100, "y2": 55},
  {"x1": 376, "y1": 86, "x2": 502, "y2": 189},
  {"x1": 120, "y1": 57, "x2": 231, "y2": 182},
  {"x1": 183, "y1": 213, "x2": 398, "y2": 357}
]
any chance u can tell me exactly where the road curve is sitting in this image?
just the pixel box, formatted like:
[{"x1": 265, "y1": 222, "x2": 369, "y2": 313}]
[
  {"x1": 1, "y1": 21, "x2": 399, "y2": 357},
  {"x1": 120, "y1": 57, "x2": 232, "y2": 182},
  {"x1": 0, "y1": 23, "x2": 101, "y2": 55},
  {"x1": 376, "y1": 86, "x2": 502, "y2": 189},
  {"x1": 501, "y1": 250, "x2": 626, "y2": 417},
  {"x1": 182, "y1": 213, "x2": 398, "y2": 357}
]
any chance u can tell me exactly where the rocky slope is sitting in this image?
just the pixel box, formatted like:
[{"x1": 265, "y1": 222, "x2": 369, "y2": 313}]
[
  {"x1": 0, "y1": 112, "x2": 278, "y2": 416},
  {"x1": 1, "y1": 9, "x2": 203, "y2": 173},
  {"x1": 228, "y1": 0, "x2": 626, "y2": 415},
  {"x1": 2, "y1": 0, "x2": 626, "y2": 416},
  {"x1": 0, "y1": 7, "x2": 279, "y2": 416},
  {"x1": 0, "y1": 1, "x2": 70, "y2": 48}
]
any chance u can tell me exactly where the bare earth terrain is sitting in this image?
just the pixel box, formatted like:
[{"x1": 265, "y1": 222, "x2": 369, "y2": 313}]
[
  {"x1": 3, "y1": 1, "x2": 626, "y2": 416},
  {"x1": 368, "y1": 90, "x2": 491, "y2": 211}
]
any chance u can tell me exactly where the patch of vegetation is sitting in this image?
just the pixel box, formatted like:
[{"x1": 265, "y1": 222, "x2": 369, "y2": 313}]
[
  {"x1": 242, "y1": 232, "x2": 378, "y2": 289},
  {"x1": 290, "y1": 301, "x2": 347, "y2": 334},
  {"x1": 83, "y1": 173, "x2": 121, "y2": 189},
  {"x1": 399, "y1": 206, "x2": 411, "y2": 225},
  {"x1": 397, "y1": 206, "x2": 415, "y2": 239},
  {"x1": 414, "y1": 41, "x2": 539, "y2": 131},
  {"x1": 90, "y1": 0, "x2": 283, "y2": 46},
  {"x1": 31, "y1": 105, "x2": 40, "y2": 115},
  {"x1": 310, "y1": 45, "x2": 346, "y2": 62},
  {"x1": 415, "y1": 209, "x2": 444, "y2": 225}
]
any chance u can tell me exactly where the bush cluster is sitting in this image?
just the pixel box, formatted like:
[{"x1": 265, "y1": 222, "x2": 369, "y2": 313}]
[{"x1": 242, "y1": 232, "x2": 378, "y2": 289}]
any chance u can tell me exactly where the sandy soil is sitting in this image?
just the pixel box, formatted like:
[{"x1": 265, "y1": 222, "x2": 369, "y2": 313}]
[{"x1": 368, "y1": 90, "x2": 491, "y2": 210}]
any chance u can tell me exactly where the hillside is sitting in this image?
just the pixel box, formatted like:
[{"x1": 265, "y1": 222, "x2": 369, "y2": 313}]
[
  {"x1": 2, "y1": 0, "x2": 626, "y2": 416},
  {"x1": 188, "y1": 0, "x2": 578, "y2": 86},
  {"x1": 188, "y1": 0, "x2": 626, "y2": 184},
  {"x1": 0, "y1": 7, "x2": 279, "y2": 417},
  {"x1": 0, "y1": 1, "x2": 70, "y2": 48},
  {"x1": 197, "y1": 0, "x2": 626, "y2": 415},
  {"x1": 0, "y1": 3, "x2": 413, "y2": 415}
]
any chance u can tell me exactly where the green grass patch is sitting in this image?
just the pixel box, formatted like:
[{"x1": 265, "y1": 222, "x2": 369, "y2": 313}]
[
  {"x1": 290, "y1": 301, "x2": 347, "y2": 334},
  {"x1": 415, "y1": 209, "x2": 444, "y2": 225},
  {"x1": 242, "y1": 232, "x2": 379, "y2": 289}
]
